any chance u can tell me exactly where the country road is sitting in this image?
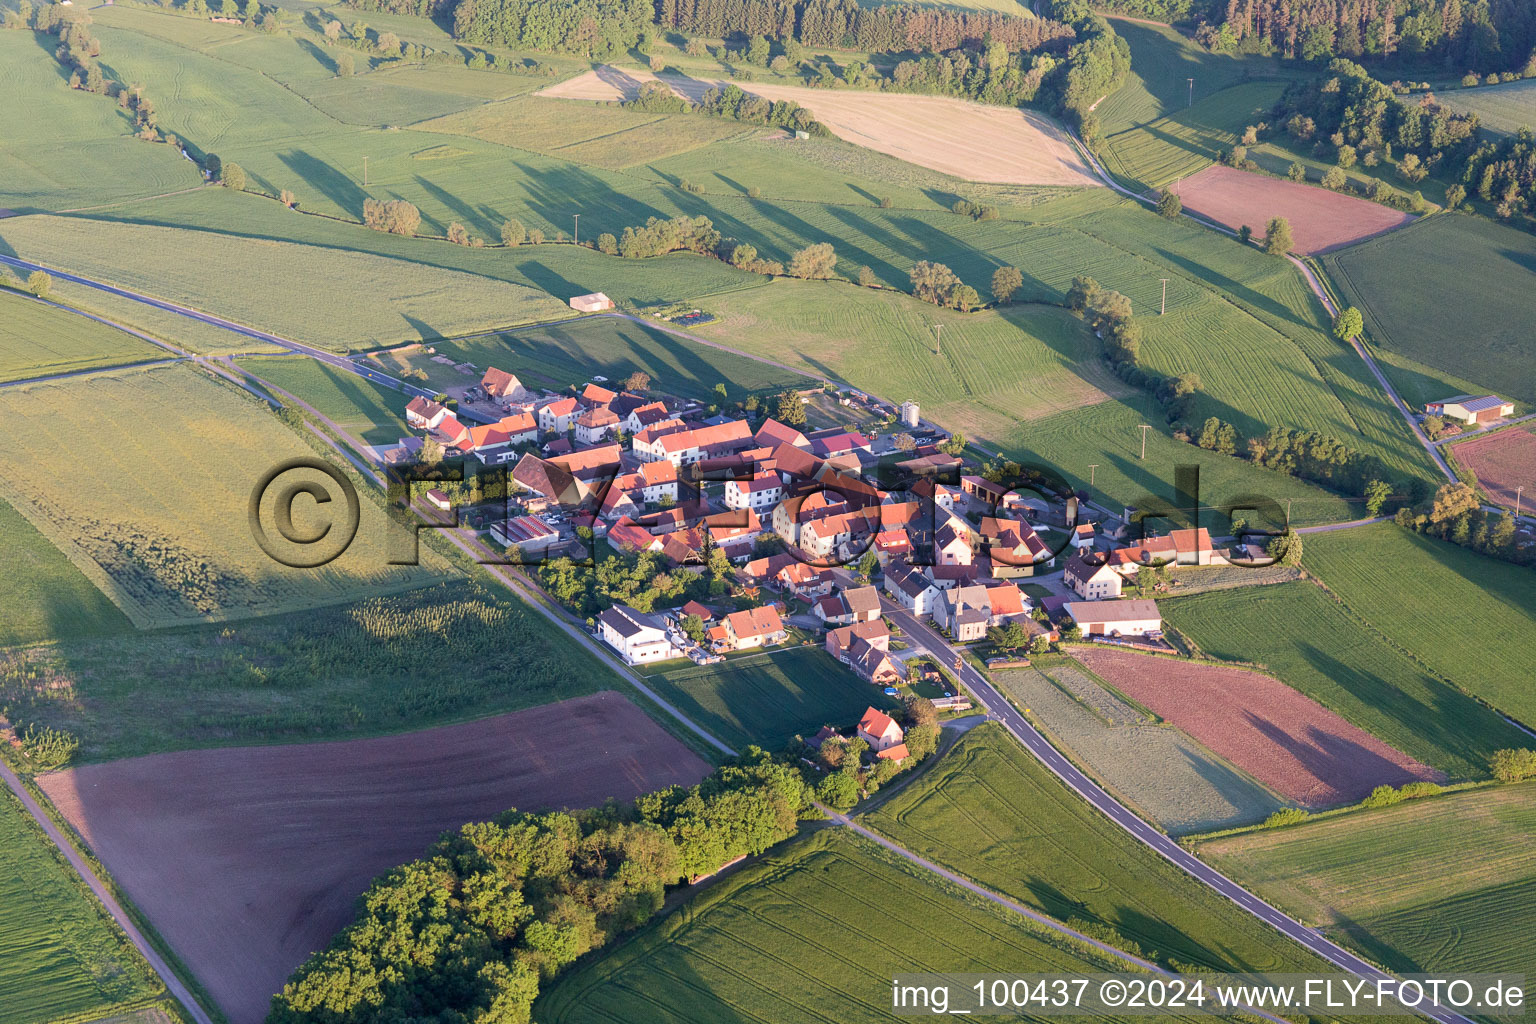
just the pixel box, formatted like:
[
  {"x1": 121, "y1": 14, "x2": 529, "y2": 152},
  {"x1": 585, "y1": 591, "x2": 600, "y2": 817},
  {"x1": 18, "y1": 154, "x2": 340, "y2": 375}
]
[
  {"x1": 1065, "y1": 134, "x2": 1456, "y2": 485},
  {"x1": 877, "y1": 598, "x2": 1477, "y2": 1024}
]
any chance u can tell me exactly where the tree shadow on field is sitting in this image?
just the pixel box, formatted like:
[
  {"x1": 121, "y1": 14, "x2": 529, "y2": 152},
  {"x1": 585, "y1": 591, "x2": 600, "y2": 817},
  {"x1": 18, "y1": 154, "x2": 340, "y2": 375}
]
[
  {"x1": 513, "y1": 260, "x2": 585, "y2": 304},
  {"x1": 508, "y1": 160, "x2": 667, "y2": 242},
  {"x1": 1175, "y1": 745, "x2": 1282, "y2": 827},
  {"x1": 414, "y1": 175, "x2": 485, "y2": 236},
  {"x1": 296, "y1": 37, "x2": 339, "y2": 75},
  {"x1": 276, "y1": 149, "x2": 368, "y2": 219},
  {"x1": 1148, "y1": 244, "x2": 1317, "y2": 335}
]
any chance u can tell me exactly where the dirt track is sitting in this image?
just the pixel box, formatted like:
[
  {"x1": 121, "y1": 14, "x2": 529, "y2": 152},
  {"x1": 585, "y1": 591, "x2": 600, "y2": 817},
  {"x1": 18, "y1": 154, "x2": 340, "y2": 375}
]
[
  {"x1": 39, "y1": 692, "x2": 710, "y2": 1024},
  {"x1": 1174, "y1": 164, "x2": 1415, "y2": 254},
  {"x1": 540, "y1": 67, "x2": 1100, "y2": 187},
  {"x1": 1073, "y1": 647, "x2": 1442, "y2": 807}
]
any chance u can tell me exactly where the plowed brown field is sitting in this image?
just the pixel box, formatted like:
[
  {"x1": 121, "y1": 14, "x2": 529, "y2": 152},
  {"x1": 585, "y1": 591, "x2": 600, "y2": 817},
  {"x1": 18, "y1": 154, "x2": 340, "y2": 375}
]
[
  {"x1": 1072, "y1": 647, "x2": 1442, "y2": 807},
  {"x1": 1175, "y1": 164, "x2": 1415, "y2": 254},
  {"x1": 39, "y1": 692, "x2": 710, "y2": 1024},
  {"x1": 1451, "y1": 424, "x2": 1536, "y2": 509}
]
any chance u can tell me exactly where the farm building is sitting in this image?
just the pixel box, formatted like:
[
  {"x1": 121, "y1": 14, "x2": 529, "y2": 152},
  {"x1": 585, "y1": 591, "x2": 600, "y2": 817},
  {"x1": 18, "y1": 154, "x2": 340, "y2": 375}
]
[
  {"x1": 1426, "y1": 395, "x2": 1515, "y2": 425},
  {"x1": 490, "y1": 515, "x2": 560, "y2": 554},
  {"x1": 569, "y1": 292, "x2": 615, "y2": 312},
  {"x1": 597, "y1": 605, "x2": 674, "y2": 665},
  {"x1": 424, "y1": 489, "x2": 452, "y2": 511},
  {"x1": 1064, "y1": 599, "x2": 1161, "y2": 638},
  {"x1": 900, "y1": 400, "x2": 920, "y2": 428}
]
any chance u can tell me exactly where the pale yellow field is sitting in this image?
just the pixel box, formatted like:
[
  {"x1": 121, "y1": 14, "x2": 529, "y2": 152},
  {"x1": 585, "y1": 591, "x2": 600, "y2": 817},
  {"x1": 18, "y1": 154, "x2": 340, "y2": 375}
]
[
  {"x1": 0, "y1": 363, "x2": 455, "y2": 628},
  {"x1": 540, "y1": 68, "x2": 1101, "y2": 187}
]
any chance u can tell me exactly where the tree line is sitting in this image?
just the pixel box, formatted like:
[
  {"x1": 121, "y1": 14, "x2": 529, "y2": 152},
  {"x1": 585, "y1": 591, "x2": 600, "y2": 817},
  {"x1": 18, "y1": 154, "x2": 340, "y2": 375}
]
[
  {"x1": 655, "y1": 0, "x2": 1074, "y2": 55},
  {"x1": 1272, "y1": 58, "x2": 1535, "y2": 227},
  {"x1": 1395, "y1": 481, "x2": 1534, "y2": 566},
  {"x1": 450, "y1": 0, "x2": 653, "y2": 56},
  {"x1": 17, "y1": 6, "x2": 168, "y2": 142},
  {"x1": 268, "y1": 749, "x2": 811, "y2": 1024}
]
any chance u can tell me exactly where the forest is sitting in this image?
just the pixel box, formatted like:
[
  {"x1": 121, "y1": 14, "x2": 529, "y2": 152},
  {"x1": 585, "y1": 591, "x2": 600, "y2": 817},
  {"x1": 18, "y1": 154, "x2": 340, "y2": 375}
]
[{"x1": 268, "y1": 750, "x2": 811, "y2": 1024}]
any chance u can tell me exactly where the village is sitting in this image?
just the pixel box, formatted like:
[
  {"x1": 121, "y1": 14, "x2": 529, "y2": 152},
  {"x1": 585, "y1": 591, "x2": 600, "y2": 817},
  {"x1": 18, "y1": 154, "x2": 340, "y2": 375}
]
[{"x1": 387, "y1": 352, "x2": 1280, "y2": 771}]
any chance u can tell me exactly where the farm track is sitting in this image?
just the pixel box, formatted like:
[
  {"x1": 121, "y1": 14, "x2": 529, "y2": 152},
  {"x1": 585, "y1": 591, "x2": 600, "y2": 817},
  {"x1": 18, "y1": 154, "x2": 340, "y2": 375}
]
[
  {"x1": 4, "y1": 244, "x2": 1475, "y2": 1024},
  {"x1": 1066, "y1": 135, "x2": 1456, "y2": 485}
]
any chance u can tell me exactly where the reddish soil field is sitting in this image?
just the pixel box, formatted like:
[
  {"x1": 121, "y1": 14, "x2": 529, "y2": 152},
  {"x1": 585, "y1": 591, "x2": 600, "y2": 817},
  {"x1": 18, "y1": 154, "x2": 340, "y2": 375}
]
[
  {"x1": 38, "y1": 692, "x2": 709, "y2": 1024},
  {"x1": 1073, "y1": 647, "x2": 1442, "y2": 808},
  {"x1": 1174, "y1": 165, "x2": 1416, "y2": 255},
  {"x1": 1452, "y1": 424, "x2": 1536, "y2": 509}
]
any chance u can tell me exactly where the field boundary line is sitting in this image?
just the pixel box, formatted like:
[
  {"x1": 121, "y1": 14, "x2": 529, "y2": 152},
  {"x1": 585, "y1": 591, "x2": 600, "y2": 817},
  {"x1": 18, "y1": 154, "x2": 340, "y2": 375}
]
[{"x1": 0, "y1": 757, "x2": 217, "y2": 1024}]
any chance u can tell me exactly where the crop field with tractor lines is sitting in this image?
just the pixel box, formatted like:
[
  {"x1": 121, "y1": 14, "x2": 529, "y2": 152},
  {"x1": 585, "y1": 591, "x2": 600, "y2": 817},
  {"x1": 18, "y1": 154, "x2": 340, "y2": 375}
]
[
  {"x1": 0, "y1": 363, "x2": 455, "y2": 628},
  {"x1": 538, "y1": 827, "x2": 1222, "y2": 1024},
  {"x1": 864, "y1": 724, "x2": 1341, "y2": 973},
  {"x1": 1163, "y1": 579, "x2": 1529, "y2": 780},
  {"x1": 1197, "y1": 783, "x2": 1536, "y2": 983}
]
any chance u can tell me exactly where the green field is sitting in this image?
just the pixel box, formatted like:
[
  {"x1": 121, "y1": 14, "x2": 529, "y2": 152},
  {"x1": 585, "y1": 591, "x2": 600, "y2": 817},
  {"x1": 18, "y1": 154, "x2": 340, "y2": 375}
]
[
  {"x1": 1164, "y1": 578, "x2": 1528, "y2": 780},
  {"x1": 368, "y1": 314, "x2": 812, "y2": 404},
  {"x1": 642, "y1": 646, "x2": 894, "y2": 751},
  {"x1": 1323, "y1": 215, "x2": 1536, "y2": 405},
  {"x1": 1095, "y1": 20, "x2": 1298, "y2": 193},
  {"x1": 538, "y1": 827, "x2": 1216, "y2": 1024},
  {"x1": 0, "y1": 290, "x2": 164, "y2": 383},
  {"x1": 0, "y1": 580, "x2": 610, "y2": 761},
  {"x1": 1439, "y1": 78, "x2": 1536, "y2": 136},
  {"x1": 0, "y1": 30, "x2": 197, "y2": 213},
  {"x1": 0, "y1": 496, "x2": 132, "y2": 651},
  {"x1": 236, "y1": 354, "x2": 413, "y2": 444},
  {"x1": 0, "y1": 787, "x2": 161, "y2": 1024},
  {"x1": 864, "y1": 723, "x2": 1333, "y2": 972},
  {"x1": 1303, "y1": 523, "x2": 1536, "y2": 728},
  {"x1": 993, "y1": 661, "x2": 1283, "y2": 833},
  {"x1": 1198, "y1": 783, "x2": 1536, "y2": 981},
  {"x1": 0, "y1": 215, "x2": 572, "y2": 351},
  {"x1": 0, "y1": 363, "x2": 454, "y2": 629}
]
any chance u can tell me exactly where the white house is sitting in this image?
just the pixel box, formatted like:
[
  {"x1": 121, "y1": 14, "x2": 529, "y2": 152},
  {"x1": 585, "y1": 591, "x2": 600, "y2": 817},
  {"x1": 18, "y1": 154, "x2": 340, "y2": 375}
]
[
  {"x1": 405, "y1": 396, "x2": 448, "y2": 430},
  {"x1": 724, "y1": 471, "x2": 783, "y2": 512},
  {"x1": 884, "y1": 562, "x2": 940, "y2": 617},
  {"x1": 1062, "y1": 552, "x2": 1122, "y2": 600},
  {"x1": 597, "y1": 605, "x2": 674, "y2": 665},
  {"x1": 1064, "y1": 599, "x2": 1160, "y2": 638},
  {"x1": 538, "y1": 397, "x2": 579, "y2": 435},
  {"x1": 575, "y1": 407, "x2": 620, "y2": 446}
]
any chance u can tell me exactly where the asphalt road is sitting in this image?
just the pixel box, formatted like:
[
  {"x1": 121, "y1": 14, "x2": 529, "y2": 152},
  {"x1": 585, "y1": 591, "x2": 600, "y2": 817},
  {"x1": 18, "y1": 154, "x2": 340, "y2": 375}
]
[{"x1": 880, "y1": 599, "x2": 1477, "y2": 1024}]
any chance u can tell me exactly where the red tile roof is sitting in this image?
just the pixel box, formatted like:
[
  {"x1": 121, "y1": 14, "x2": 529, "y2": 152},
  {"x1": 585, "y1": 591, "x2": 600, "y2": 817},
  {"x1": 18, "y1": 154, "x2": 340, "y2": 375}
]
[
  {"x1": 726, "y1": 605, "x2": 784, "y2": 639},
  {"x1": 581, "y1": 382, "x2": 617, "y2": 406},
  {"x1": 481, "y1": 366, "x2": 520, "y2": 397}
]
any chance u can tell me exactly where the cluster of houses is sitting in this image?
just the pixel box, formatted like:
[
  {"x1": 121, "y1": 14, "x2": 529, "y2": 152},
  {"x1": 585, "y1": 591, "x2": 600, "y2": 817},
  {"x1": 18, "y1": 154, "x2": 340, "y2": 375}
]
[{"x1": 395, "y1": 365, "x2": 1280, "y2": 681}]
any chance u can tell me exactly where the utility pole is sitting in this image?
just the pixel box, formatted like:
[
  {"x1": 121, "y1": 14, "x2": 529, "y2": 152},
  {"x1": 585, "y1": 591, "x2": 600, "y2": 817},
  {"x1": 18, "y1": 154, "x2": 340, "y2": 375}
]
[
  {"x1": 573, "y1": 213, "x2": 579, "y2": 246},
  {"x1": 1516, "y1": 485, "x2": 1525, "y2": 521},
  {"x1": 1137, "y1": 424, "x2": 1151, "y2": 460},
  {"x1": 1088, "y1": 464, "x2": 1098, "y2": 485},
  {"x1": 1187, "y1": 77, "x2": 1195, "y2": 108},
  {"x1": 362, "y1": 156, "x2": 369, "y2": 187},
  {"x1": 933, "y1": 323, "x2": 943, "y2": 356},
  {"x1": 1286, "y1": 498, "x2": 1293, "y2": 527},
  {"x1": 1159, "y1": 278, "x2": 1169, "y2": 315}
]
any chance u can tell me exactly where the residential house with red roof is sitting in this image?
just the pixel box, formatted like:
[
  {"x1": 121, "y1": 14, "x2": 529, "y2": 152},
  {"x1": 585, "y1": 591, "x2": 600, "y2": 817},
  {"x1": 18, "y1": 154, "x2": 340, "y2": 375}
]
[
  {"x1": 480, "y1": 367, "x2": 523, "y2": 401},
  {"x1": 724, "y1": 471, "x2": 783, "y2": 512},
  {"x1": 580, "y1": 382, "x2": 617, "y2": 408},
  {"x1": 634, "y1": 419, "x2": 754, "y2": 467},
  {"x1": 1063, "y1": 552, "x2": 1122, "y2": 600},
  {"x1": 405, "y1": 396, "x2": 449, "y2": 430},
  {"x1": 575, "y1": 406, "x2": 620, "y2": 446},
  {"x1": 884, "y1": 562, "x2": 940, "y2": 617},
  {"x1": 625, "y1": 402, "x2": 672, "y2": 434},
  {"x1": 537, "y1": 397, "x2": 579, "y2": 435},
  {"x1": 857, "y1": 706, "x2": 905, "y2": 755},
  {"x1": 713, "y1": 605, "x2": 786, "y2": 652},
  {"x1": 754, "y1": 417, "x2": 810, "y2": 450}
]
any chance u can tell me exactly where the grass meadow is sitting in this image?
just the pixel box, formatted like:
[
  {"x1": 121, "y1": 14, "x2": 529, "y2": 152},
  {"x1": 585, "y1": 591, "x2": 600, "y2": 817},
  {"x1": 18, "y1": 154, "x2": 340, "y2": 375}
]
[
  {"x1": 0, "y1": 215, "x2": 573, "y2": 351},
  {"x1": 236, "y1": 353, "x2": 413, "y2": 444},
  {"x1": 1302, "y1": 524, "x2": 1536, "y2": 728},
  {"x1": 641, "y1": 646, "x2": 894, "y2": 751},
  {"x1": 0, "y1": 290, "x2": 164, "y2": 383},
  {"x1": 538, "y1": 827, "x2": 1216, "y2": 1024},
  {"x1": 1322, "y1": 214, "x2": 1536, "y2": 405},
  {"x1": 0, "y1": 496, "x2": 132, "y2": 650},
  {"x1": 1197, "y1": 782, "x2": 1536, "y2": 982},
  {"x1": 1094, "y1": 20, "x2": 1299, "y2": 194},
  {"x1": 0, "y1": 581, "x2": 609, "y2": 762},
  {"x1": 0, "y1": 363, "x2": 455, "y2": 629},
  {"x1": 1163, "y1": 578, "x2": 1529, "y2": 780},
  {"x1": 1439, "y1": 78, "x2": 1536, "y2": 136},
  {"x1": 993, "y1": 661, "x2": 1284, "y2": 833},
  {"x1": 0, "y1": 786, "x2": 161, "y2": 1024},
  {"x1": 863, "y1": 723, "x2": 1336, "y2": 973},
  {"x1": 366, "y1": 314, "x2": 812, "y2": 405}
]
